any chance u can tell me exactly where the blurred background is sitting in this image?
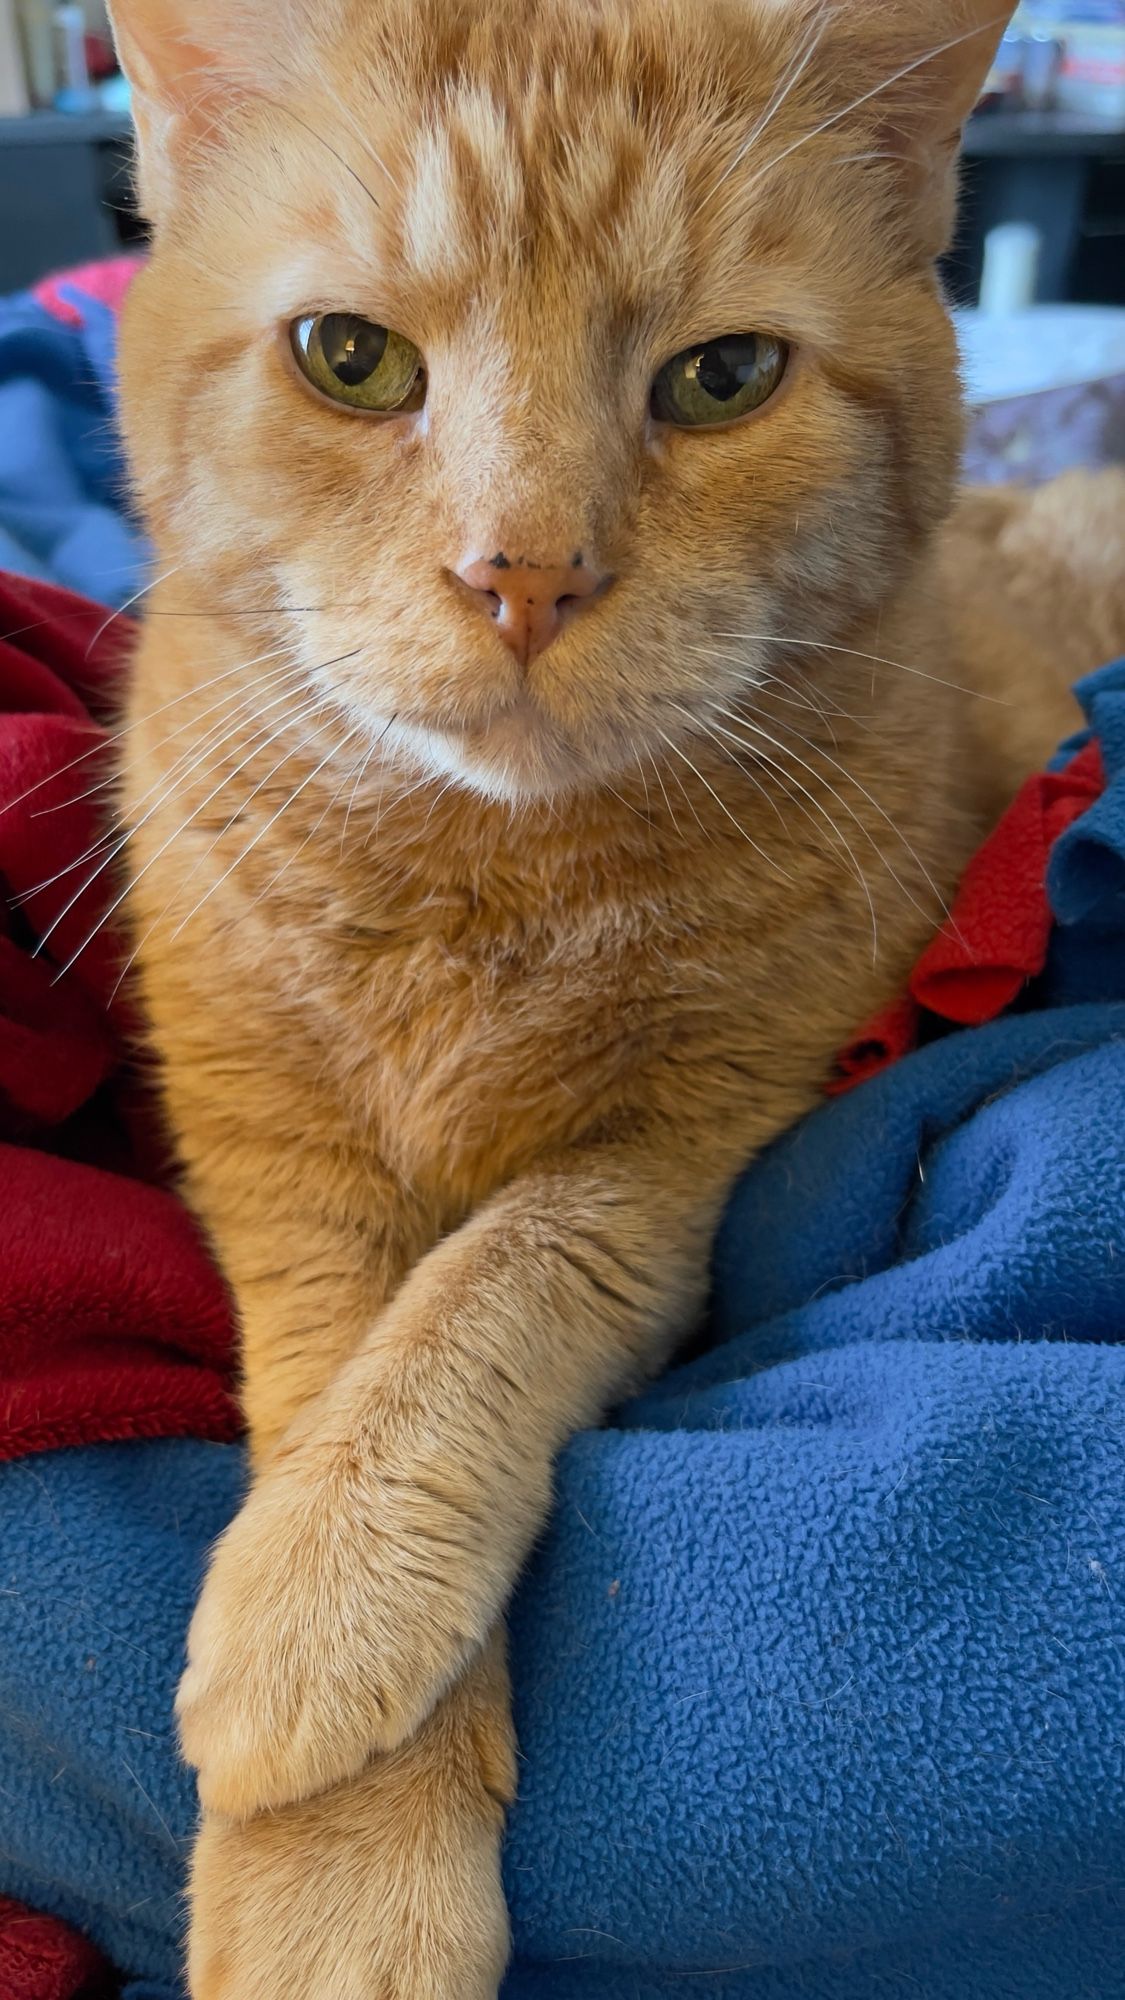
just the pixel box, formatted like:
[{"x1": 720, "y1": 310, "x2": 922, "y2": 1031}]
[{"x1": 0, "y1": 0, "x2": 1121, "y2": 538}]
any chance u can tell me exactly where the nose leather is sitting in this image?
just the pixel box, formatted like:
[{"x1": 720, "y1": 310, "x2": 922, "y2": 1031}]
[{"x1": 452, "y1": 553, "x2": 607, "y2": 666}]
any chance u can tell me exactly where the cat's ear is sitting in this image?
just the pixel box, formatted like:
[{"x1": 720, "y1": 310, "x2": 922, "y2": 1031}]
[
  {"x1": 823, "y1": 0, "x2": 1016, "y2": 256},
  {"x1": 105, "y1": 0, "x2": 274, "y2": 223}
]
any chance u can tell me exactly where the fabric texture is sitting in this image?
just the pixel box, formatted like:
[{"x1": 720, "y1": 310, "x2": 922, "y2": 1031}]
[
  {"x1": 0, "y1": 1900, "x2": 111, "y2": 2000},
  {"x1": 832, "y1": 737, "x2": 1107, "y2": 1086},
  {"x1": 0, "y1": 569, "x2": 239, "y2": 1462}
]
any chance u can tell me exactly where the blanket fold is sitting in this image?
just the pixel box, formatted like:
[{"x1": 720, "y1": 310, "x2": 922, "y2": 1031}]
[
  {"x1": 0, "y1": 570, "x2": 239, "y2": 1465},
  {"x1": 0, "y1": 1899, "x2": 111, "y2": 2000},
  {"x1": 0, "y1": 261, "x2": 145, "y2": 605}
]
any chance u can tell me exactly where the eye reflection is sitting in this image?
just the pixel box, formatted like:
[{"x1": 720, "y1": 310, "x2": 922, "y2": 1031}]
[
  {"x1": 652, "y1": 333, "x2": 789, "y2": 428},
  {"x1": 290, "y1": 312, "x2": 426, "y2": 413}
]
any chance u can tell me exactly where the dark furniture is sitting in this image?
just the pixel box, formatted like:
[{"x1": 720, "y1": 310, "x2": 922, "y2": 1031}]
[
  {"x1": 947, "y1": 110, "x2": 1125, "y2": 306},
  {"x1": 0, "y1": 111, "x2": 137, "y2": 293}
]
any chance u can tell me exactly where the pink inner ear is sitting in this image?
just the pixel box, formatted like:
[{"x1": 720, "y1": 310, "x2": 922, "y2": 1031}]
[
  {"x1": 841, "y1": 1, "x2": 1015, "y2": 145},
  {"x1": 109, "y1": 0, "x2": 245, "y2": 111}
]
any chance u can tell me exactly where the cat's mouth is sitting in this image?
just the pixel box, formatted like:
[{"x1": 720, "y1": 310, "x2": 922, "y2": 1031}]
[
  {"x1": 455, "y1": 697, "x2": 544, "y2": 752},
  {"x1": 452, "y1": 701, "x2": 575, "y2": 781},
  {"x1": 421, "y1": 695, "x2": 604, "y2": 801}
]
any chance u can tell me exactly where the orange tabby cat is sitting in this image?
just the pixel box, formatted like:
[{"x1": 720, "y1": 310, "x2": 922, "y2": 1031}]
[{"x1": 103, "y1": 0, "x2": 1124, "y2": 1991}]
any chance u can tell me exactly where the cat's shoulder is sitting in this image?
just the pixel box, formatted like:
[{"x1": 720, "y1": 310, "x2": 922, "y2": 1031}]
[{"x1": 937, "y1": 469, "x2": 1125, "y2": 806}]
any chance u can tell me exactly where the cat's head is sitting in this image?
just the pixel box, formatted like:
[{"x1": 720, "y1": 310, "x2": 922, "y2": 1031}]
[{"x1": 110, "y1": 0, "x2": 1011, "y2": 803}]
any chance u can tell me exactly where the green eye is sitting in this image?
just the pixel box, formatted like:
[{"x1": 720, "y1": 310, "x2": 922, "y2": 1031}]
[
  {"x1": 290, "y1": 312, "x2": 425, "y2": 413},
  {"x1": 651, "y1": 332, "x2": 788, "y2": 428}
]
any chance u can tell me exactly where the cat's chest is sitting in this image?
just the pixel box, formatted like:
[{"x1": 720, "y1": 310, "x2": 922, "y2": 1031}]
[{"x1": 308, "y1": 888, "x2": 696, "y2": 1201}]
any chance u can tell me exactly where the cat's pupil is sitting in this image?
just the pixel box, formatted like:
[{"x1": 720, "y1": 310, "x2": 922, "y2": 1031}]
[
  {"x1": 693, "y1": 336, "x2": 760, "y2": 402},
  {"x1": 320, "y1": 314, "x2": 388, "y2": 386}
]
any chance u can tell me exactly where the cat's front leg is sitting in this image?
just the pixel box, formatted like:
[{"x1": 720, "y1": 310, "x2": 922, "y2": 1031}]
[
  {"x1": 159, "y1": 1078, "x2": 437, "y2": 1816},
  {"x1": 178, "y1": 1133, "x2": 744, "y2": 1819},
  {"x1": 188, "y1": 1632, "x2": 515, "y2": 2000}
]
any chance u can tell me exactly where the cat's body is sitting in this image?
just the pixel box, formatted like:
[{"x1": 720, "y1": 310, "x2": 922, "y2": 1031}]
[
  {"x1": 123, "y1": 500, "x2": 1107, "y2": 1266},
  {"x1": 104, "y1": 0, "x2": 1125, "y2": 1990}
]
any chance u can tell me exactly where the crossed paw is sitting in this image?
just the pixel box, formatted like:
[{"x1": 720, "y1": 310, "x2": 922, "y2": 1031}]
[{"x1": 178, "y1": 1434, "x2": 492, "y2": 1819}]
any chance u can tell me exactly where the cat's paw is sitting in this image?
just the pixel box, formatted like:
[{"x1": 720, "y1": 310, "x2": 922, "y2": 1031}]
[
  {"x1": 178, "y1": 1437, "x2": 492, "y2": 1818},
  {"x1": 188, "y1": 1658, "x2": 514, "y2": 2000}
]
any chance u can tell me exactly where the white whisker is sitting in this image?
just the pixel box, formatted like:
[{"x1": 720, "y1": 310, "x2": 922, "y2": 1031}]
[
  {"x1": 654, "y1": 727, "x2": 793, "y2": 882},
  {"x1": 711, "y1": 629, "x2": 1007, "y2": 705},
  {"x1": 602, "y1": 777, "x2": 652, "y2": 825},
  {"x1": 36, "y1": 685, "x2": 332, "y2": 969},
  {"x1": 30, "y1": 648, "x2": 295, "y2": 821},
  {"x1": 363, "y1": 770, "x2": 441, "y2": 851},
  {"x1": 646, "y1": 749, "x2": 683, "y2": 839},
  {"x1": 690, "y1": 643, "x2": 849, "y2": 731},
  {"x1": 108, "y1": 707, "x2": 362, "y2": 1001},
  {"x1": 676, "y1": 701, "x2": 878, "y2": 958},
  {"x1": 732, "y1": 14, "x2": 1009, "y2": 203},
  {"x1": 239, "y1": 728, "x2": 366, "y2": 916},
  {"x1": 1, "y1": 632, "x2": 315, "y2": 823},
  {"x1": 708, "y1": 1, "x2": 831, "y2": 198},
  {"x1": 166, "y1": 734, "x2": 358, "y2": 947},
  {"x1": 17, "y1": 658, "x2": 314, "y2": 906},
  {"x1": 84, "y1": 560, "x2": 184, "y2": 662},
  {"x1": 675, "y1": 705, "x2": 789, "y2": 834},
  {"x1": 719, "y1": 703, "x2": 947, "y2": 927},
  {"x1": 338, "y1": 714, "x2": 398, "y2": 858}
]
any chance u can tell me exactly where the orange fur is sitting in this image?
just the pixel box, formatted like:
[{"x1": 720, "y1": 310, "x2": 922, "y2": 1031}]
[{"x1": 101, "y1": 0, "x2": 1125, "y2": 1990}]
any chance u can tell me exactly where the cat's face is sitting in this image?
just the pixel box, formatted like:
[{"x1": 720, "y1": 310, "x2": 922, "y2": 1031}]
[{"x1": 114, "y1": 0, "x2": 1007, "y2": 803}]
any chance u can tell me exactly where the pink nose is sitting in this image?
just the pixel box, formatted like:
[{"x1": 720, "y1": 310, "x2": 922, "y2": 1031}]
[{"x1": 452, "y1": 552, "x2": 608, "y2": 667}]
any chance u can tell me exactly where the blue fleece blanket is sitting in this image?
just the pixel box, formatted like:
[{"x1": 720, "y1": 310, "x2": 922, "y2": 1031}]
[
  {"x1": 2, "y1": 278, "x2": 1124, "y2": 1996},
  {"x1": 0, "y1": 272, "x2": 147, "y2": 604}
]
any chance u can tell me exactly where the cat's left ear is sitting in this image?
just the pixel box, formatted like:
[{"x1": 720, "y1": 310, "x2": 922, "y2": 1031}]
[
  {"x1": 105, "y1": 0, "x2": 279, "y2": 224},
  {"x1": 824, "y1": 0, "x2": 1017, "y2": 256}
]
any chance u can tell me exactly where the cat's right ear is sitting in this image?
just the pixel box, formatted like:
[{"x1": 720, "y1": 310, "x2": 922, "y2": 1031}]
[
  {"x1": 106, "y1": 0, "x2": 263, "y2": 224},
  {"x1": 818, "y1": 0, "x2": 1018, "y2": 256}
]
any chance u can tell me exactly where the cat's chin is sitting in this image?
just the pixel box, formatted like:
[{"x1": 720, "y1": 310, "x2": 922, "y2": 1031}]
[{"x1": 380, "y1": 710, "x2": 609, "y2": 807}]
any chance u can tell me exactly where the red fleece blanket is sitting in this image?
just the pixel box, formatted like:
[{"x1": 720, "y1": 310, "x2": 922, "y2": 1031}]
[
  {"x1": 0, "y1": 567, "x2": 1106, "y2": 1999},
  {"x1": 0, "y1": 570, "x2": 239, "y2": 1464},
  {"x1": 0, "y1": 1900, "x2": 113, "y2": 2000},
  {"x1": 830, "y1": 738, "x2": 1104, "y2": 1089}
]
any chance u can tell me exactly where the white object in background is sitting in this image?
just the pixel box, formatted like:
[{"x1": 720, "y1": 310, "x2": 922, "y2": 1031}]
[
  {"x1": 978, "y1": 221, "x2": 1043, "y2": 315},
  {"x1": 955, "y1": 304, "x2": 1125, "y2": 403},
  {"x1": 0, "y1": 0, "x2": 31, "y2": 114}
]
